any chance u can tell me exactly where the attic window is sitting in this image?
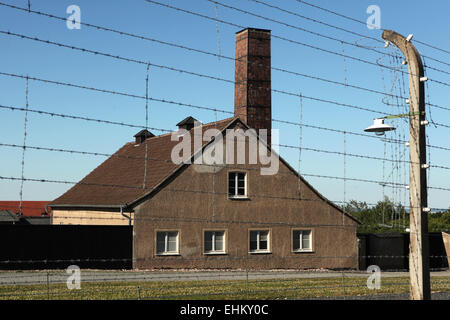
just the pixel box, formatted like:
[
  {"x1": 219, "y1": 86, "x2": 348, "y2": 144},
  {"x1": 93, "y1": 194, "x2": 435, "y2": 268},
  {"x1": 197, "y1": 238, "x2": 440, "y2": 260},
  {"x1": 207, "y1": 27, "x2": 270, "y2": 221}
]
[{"x1": 228, "y1": 172, "x2": 247, "y2": 198}]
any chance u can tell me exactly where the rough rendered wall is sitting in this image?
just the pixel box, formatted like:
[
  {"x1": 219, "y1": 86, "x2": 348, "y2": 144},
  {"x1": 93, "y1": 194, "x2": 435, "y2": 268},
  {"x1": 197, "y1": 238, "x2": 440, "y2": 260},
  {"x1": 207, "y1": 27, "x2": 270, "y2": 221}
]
[{"x1": 133, "y1": 131, "x2": 358, "y2": 270}]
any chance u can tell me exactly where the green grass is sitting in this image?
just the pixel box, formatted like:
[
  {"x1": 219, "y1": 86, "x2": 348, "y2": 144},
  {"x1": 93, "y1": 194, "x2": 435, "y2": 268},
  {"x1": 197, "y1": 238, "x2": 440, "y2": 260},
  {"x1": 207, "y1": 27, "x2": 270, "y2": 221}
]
[{"x1": 0, "y1": 276, "x2": 449, "y2": 300}]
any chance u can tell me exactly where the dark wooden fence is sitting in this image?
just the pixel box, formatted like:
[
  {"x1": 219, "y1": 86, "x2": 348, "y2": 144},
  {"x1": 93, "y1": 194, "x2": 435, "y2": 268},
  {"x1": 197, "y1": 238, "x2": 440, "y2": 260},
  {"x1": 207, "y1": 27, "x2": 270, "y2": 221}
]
[
  {"x1": 1, "y1": 226, "x2": 447, "y2": 271},
  {"x1": 358, "y1": 232, "x2": 449, "y2": 270},
  {"x1": 0, "y1": 225, "x2": 132, "y2": 270}
]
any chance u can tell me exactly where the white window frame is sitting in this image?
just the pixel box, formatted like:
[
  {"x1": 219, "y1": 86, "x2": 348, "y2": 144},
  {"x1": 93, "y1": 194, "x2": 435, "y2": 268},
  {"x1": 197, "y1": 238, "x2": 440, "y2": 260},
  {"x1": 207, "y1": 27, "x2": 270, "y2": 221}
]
[
  {"x1": 156, "y1": 231, "x2": 179, "y2": 255},
  {"x1": 293, "y1": 229, "x2": 313, "y2": 252},
  {"x1": 249, "y1": 230, "x2": 270, "y2": 253},
  {"x1": 204, "y1": 230, "x2": 226, "y2": 255},
  {"x1": 228, "y1": 171, "x2": 247, "y2": 199}
]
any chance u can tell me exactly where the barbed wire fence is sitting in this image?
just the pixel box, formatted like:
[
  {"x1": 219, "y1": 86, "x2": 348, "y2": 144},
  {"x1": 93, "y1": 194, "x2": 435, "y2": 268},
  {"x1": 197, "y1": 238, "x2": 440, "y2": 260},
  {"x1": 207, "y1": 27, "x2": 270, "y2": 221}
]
[{"x1": 0, "y1": 0, "x2": 449, "y2": 300}]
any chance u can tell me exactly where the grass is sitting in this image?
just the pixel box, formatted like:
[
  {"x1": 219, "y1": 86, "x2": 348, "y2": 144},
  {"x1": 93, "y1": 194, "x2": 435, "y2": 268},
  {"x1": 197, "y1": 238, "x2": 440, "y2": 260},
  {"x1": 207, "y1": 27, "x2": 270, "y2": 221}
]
[{"x1": 0, "y1": 276, "x2": 449, "y2": 300}]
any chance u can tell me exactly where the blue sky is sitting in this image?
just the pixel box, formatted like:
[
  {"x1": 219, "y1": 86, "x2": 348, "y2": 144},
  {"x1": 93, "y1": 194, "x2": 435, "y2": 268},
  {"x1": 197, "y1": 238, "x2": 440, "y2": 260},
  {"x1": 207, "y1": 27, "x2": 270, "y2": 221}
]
[{"x1": 0, "y1": 0, "x2": 449, "y2": 210}]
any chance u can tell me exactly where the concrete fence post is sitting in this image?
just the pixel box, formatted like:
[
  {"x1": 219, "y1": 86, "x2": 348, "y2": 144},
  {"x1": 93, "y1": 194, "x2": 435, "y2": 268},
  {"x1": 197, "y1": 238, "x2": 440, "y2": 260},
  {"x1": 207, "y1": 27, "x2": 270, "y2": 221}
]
[{"x1": 382, "y1": 30, "x2": 430, "y2": 300}]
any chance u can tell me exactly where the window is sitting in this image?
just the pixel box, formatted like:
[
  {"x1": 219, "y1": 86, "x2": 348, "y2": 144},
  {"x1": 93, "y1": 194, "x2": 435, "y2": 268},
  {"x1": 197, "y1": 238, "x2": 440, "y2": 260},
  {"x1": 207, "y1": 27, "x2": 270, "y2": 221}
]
[
  {"x1": 156, "y1": 231, "x2": 179, "y2": 255},
  {"x1": 293, "y1": 230, "x2": 312, "y2": 252},
  {"x1": 229, "y1": 172, "x2": 247, "y2": 198},
  {"x1": 249, "y1": 230, "x2": 270, "y2": 253},
  {"x1": 204, "y1": 231, "x2": 225, "y2": 254}
]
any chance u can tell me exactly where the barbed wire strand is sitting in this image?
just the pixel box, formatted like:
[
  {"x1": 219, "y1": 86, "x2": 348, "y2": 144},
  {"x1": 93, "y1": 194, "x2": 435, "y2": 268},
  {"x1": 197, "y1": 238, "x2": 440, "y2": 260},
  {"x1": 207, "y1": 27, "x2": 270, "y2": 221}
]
[
  {"x1": 4, "y1": 1, "x2": 450, "y2": 112},
  {"x1": 142, "y1": 0, "x2": 450, "y2": 88},
  {"x1": 2, "y1": 25, "x2": 450, "y2": 115},
  {"x1": 2, "y1": 68, "x2": 450, "y2": 138},
  {"x1": 296, "y1": 0, "x2": 450, "y2": 62},
  {"x1": 0, "y1": 1, "x2": 448, "y2": 300},
  {"x1": 18, "y1": 76, "x2": 29, "y2": 216}
]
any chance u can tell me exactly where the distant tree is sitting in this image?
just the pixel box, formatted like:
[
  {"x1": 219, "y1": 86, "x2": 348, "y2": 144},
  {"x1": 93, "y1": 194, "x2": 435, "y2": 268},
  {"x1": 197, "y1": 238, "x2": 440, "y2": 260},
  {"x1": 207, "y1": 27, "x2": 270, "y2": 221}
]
[
  {"x1": 344, "y1": 198, "x2": 450, "y2": 233},
  {"x1": 342, "y1": 197, "x2": 405, "y2": 233},
  {"x1": 428, "y1": 209, "x2": 450, "y2": 232}
]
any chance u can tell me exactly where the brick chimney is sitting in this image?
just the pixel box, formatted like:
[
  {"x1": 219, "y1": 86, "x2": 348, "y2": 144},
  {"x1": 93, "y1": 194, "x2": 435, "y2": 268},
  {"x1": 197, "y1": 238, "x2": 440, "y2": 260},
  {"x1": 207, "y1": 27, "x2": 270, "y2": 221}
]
[{"x1": 234, "y1": 28, "x2": 272, "y2": 145}]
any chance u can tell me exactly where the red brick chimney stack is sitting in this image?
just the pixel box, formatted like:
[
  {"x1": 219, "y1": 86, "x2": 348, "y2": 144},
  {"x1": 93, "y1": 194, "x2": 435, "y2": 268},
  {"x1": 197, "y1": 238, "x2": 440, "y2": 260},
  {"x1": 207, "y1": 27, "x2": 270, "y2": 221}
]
[{"x1": 234, "y1": 28, "x2": 272, "y2": 145}]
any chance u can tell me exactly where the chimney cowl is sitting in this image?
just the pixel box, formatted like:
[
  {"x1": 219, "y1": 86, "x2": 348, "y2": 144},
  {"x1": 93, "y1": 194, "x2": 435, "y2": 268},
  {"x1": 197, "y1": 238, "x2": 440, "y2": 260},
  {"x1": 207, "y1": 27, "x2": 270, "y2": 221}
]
[
  {"x1": 134, "y1": 129, "x2": 154, "y2": 144},
  {"x1": 176, "y1": 116, "x2": 201, "y2": 131}
]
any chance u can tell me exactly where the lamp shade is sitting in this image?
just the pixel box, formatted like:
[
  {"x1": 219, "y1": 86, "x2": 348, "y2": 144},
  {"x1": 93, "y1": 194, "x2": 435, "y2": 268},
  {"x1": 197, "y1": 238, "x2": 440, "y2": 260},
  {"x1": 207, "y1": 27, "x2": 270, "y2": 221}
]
[{"x1": 364, "y1": 118, "x2": 396, "y2": 135}]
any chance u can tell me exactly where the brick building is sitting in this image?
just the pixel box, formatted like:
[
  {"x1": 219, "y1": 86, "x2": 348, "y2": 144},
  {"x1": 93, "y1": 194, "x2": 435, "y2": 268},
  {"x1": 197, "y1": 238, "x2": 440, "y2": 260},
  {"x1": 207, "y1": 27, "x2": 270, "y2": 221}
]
[{"x1": 50, "y1": 28, "x2": 359, "y2": 270}]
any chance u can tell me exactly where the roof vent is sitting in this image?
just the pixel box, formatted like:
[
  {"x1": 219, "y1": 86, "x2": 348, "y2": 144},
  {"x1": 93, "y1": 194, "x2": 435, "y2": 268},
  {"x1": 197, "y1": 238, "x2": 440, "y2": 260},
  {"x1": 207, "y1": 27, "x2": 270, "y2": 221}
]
[
  {"x1": 176, "y1": 116, "x2": 201, "y2": 131},
  {"x1": 134, "y1": 129, "x2": 154, "y2": 144}
]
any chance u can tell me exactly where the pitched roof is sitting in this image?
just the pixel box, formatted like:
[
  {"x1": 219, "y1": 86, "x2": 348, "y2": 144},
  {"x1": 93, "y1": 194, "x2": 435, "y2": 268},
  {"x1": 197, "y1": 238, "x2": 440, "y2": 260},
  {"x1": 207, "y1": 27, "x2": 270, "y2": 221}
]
[
  {"x1": 133, "y1": 129, "x2": 155, "y2": 138},
  {"x1": 0, "y1": 210, "x2": 20, "y2": 222},
  {"x1": 176, "y1": 116, "x2": 199, "y2": 127},
  {"x1": 50, "y1": 117, "x2": 235, "y2": 207},
  {"x1": 0, "y1": 201, "x2": 51, "y2": 217},
  {"x1": 49, "y1": 116, "x2": 359, "y2": 224}
]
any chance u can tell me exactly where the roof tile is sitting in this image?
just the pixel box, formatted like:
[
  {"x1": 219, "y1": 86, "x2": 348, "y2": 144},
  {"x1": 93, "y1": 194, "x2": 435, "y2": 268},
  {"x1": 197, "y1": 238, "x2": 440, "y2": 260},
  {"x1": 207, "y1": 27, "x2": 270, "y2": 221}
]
[{"x1": 50, "y1": 117, "x2": 235, "y2": 207}]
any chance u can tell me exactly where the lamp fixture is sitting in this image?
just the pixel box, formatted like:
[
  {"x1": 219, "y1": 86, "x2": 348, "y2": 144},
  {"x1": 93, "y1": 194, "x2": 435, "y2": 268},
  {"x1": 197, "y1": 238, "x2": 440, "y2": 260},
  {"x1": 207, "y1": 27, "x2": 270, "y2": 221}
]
[{"x1": 364, "y1": 118, "x2": 396, "y2": 135}]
